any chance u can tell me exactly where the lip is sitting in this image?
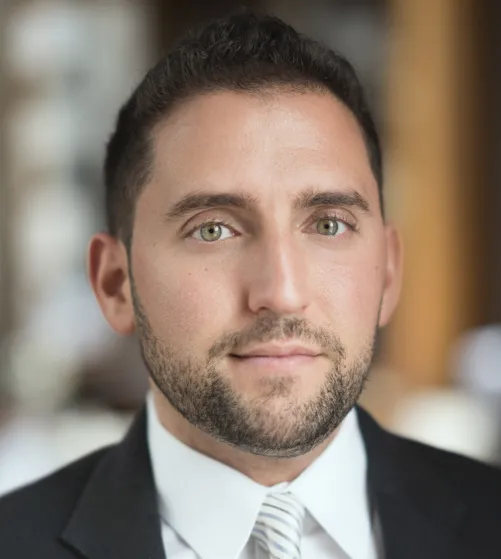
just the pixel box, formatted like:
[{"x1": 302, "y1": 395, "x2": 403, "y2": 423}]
[{"x1": 231, "y1": 343, "x2": 322, "y2": 358}]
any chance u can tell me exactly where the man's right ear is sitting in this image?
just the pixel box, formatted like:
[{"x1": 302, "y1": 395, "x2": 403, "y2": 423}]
[{"x1": 87, "y1": 233, "x2": 135, "y2": 335}]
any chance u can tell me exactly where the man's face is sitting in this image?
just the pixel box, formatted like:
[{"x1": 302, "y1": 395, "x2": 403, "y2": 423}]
[{"x1": 113, "y1": 90, "x2": 400, "y2": 456}]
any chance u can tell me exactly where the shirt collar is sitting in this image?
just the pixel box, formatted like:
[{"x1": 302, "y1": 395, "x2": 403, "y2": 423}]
[
  {"x1": 289, "y1": 408, "x2": 373, "y2": 559},
  {"x1": 147, "y1": 393, "x2": 370, "y2": 559}
]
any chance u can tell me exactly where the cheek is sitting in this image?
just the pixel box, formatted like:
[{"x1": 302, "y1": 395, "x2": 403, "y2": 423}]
[
  {"x1": 315, "y1": 254, "x2": 385, "y2": 340},
  {"x1": 134, "y1": 250, "x2": 237, "y2": 350}
]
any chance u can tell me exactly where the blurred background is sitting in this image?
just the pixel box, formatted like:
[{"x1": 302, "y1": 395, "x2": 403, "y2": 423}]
[{"x1": 1, "y1": 0, "x2": 500, "y2": 495}]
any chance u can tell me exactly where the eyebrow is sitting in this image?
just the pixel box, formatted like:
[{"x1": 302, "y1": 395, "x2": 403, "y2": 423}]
[
  {"x1": 164, "y1": 192, "x2": 259, "y2": 220},
  {"x1": 293, "y1": 188, "x2": 371, "y2": 213},
  {"x1": 164, "y1": 188, "x2": 371, "y2": 221}
]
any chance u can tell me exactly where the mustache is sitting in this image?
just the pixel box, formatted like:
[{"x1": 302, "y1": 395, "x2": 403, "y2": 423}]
[{"x1": 207, "y1": 316, "x2": 346, "y2": 361}]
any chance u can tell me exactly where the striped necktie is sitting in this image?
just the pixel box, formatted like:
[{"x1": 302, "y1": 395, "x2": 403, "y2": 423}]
[{"x1": 252, "y1": 492, "x2": 306, "y2": 559}]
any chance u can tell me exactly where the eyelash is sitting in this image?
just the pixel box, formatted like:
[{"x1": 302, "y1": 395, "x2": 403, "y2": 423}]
[{"x1": 185, "y1": 212, "x2": 358, "y2": 239}]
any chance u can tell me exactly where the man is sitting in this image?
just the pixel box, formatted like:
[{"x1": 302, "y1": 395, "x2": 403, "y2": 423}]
[{"x1": 1, "y1": 11, "x2": 501, "y2": 559}]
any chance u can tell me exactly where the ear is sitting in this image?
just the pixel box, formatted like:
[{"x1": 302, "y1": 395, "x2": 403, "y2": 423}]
[
  {"x1": 378, "y1": 224, "x2": 403, "y2": 328},
  {"x1": 87, "y1": 233, "x2": 135, "y2": 335}
]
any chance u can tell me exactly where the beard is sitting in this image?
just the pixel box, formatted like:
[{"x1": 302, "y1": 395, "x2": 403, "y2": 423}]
[{"x1": 132, "y1": 284, "x2": 376, "y2": 458}]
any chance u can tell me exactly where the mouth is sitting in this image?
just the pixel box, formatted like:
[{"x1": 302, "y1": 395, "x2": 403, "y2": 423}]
[
  {"x1": 229, "y1": 343, "x2": 323, "y2": 372},
  {"x1": 230, "y1": 353, "x2": 319, "y2": 364},
  {"x1": 231, "y1": 343, "x2": 322, "y2": 358}
]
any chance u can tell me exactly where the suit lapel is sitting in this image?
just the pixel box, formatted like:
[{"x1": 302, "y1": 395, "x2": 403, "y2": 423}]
[
  {"x1": 357, "y1": 407, "x2": 470, "y2": 559},
  {"x1": 60, "y1": 408, "x2": 165, "y2": 559}
]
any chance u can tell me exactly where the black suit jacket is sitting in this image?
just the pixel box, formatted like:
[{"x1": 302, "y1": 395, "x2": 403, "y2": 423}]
[{"x1": 1, "y1": 406, "x2": 501, "y2": 559}]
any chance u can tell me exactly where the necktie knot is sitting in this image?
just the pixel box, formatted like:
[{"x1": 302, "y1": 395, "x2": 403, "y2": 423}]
[{"x1": 252, "y1": 492, "x2": 305, "y2": 559}]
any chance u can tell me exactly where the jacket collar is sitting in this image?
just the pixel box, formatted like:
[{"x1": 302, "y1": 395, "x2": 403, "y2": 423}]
[
  {"x1": 356, "y1": 407, "x2": 470, "y2": 559},
  {"x1": 60, "y1": 408, "x2": 165, "y2": 559},
  {"x1": 60, "y1": 405, "x2": 472, "y2": 559}
]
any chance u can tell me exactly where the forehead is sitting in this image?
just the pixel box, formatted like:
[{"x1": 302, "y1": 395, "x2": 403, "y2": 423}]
[{"x1": 148, "y1": 89, "x2": 378, "y2": 206}]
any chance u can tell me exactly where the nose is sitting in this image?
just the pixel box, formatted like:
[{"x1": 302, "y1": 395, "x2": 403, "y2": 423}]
[{"x1": 245, "y1": 235, "x2": 311, "y2": 316}]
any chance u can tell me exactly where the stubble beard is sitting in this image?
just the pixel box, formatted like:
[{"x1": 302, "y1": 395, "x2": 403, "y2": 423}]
[{"x1": 132, "y1": 287, "x2": 376, "y2": 458}]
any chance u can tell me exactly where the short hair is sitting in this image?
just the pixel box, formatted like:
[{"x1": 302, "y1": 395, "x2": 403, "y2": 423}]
[{"x1": 104, "y1": 10, "x2": 383, "y2": 244}]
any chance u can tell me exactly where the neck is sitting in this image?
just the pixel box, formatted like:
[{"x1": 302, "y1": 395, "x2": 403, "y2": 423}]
[{"x1": 151, "y1": 387, "x2": 338, "y2": 486}]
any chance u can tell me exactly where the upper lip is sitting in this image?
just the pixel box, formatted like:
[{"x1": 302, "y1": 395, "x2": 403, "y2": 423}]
[{"x1": 232, "y1": 343, "x2": 322, "y2": 358}]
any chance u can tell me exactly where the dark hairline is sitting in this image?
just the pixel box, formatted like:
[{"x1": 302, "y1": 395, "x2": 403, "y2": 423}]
[{"x1": 105, "y1": 11, "x2": 384, "y2": 244}]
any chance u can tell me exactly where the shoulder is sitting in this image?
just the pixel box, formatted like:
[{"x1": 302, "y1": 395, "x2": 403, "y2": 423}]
[
  {"x1": 392, "y1": 429, "x2": 501, "y2": 503},
  {"x1": 389, "y1": 430, "x2": 501, "y2": 553},
  {"x1": 357, "y1": 406, "x2": 501, "y2": 516},
  {"x1": 0, "y1": 445, "x2": 112, "y2": 554}
]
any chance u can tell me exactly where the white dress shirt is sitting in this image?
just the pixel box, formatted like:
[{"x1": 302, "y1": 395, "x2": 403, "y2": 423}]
[{"x1": 147, "y1": 393, "x2": 377, "y2": 559}]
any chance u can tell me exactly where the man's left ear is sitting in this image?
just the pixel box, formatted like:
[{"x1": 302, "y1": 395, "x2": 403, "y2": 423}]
[{"x1": 378, "y1": 224, "x2": 403, "y2": 328}]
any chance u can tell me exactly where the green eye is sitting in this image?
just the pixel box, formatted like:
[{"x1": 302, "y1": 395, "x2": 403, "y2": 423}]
[
  {"x1": 316, "y1": 218, "x2": 340, "y2": 236},
  {"x1": 190, "y1": 221, "x2": 234, "y2": 242},
  {"x1": 199, "y1": 223, "x2": 223, "y2": 242}
]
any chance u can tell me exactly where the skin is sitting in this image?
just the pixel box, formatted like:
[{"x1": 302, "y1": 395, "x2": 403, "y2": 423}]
[{"x1": 88, "y1": 89, "x2": 402, "y2": 486}]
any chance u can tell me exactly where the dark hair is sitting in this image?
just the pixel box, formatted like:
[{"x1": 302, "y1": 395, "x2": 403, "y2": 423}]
[{"x1": 105, "y1": 10, "x2": 383, "y2": 243}]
